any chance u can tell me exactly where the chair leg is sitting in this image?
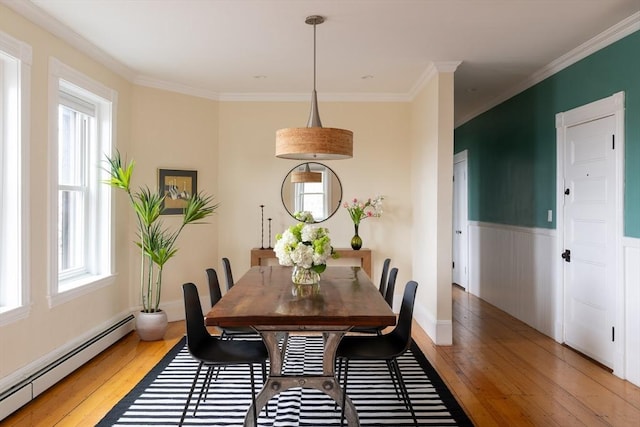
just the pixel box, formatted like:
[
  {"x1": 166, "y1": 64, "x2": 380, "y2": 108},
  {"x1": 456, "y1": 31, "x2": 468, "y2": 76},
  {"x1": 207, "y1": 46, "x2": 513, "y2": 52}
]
[
  {"x1": 180, "y1": 362, "x2": 204, "y2": 426},
  {"x1": 390, "y1": 358, "x2": 418, "y2": 426},
  {"x1": 194, "y1": 365, "x2": 214, "y2": 413},
  {"x1": 334, "y1": 358, "x2": 344, "y2": 410},
  {"x1": 261, "y1": 361, "x2": 269, "y2": 417},
  {"x1": 249, "y1": 364, "x2": 258, "y2": 423},
  {"x1": 340, "y1": 359, "x2": 349, "y2": 427},
  {"x1": 386, "y1": 359, "x2": 402, "y2": 400}
]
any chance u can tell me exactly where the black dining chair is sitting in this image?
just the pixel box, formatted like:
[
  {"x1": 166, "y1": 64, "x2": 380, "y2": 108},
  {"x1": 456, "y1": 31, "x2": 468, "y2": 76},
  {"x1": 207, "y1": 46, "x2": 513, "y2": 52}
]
[
  {"x1": 206, "y1": 268, "x2": 257, "y2": 339},
  {"x1": 180, "y1": 283, "x2": 268, "y2": 426},
  {"x1": 221, "y1": 257, "x2": 235, "y2": 291},
  {"x1": 208, "y1": 267, "x2": 288, "y2": 367},
  {"x1": 383, "y1": 266, "x2": 397, "y2": 308},
  {"x1": 336, "y1": 280, "x2": 419, "y2": 426},
  {"x1": 351, "y1": 267, "x2": 398, "y2": 335},
  {"x1": 378, "y1": 258, "x2": 391, "y2": 296}
]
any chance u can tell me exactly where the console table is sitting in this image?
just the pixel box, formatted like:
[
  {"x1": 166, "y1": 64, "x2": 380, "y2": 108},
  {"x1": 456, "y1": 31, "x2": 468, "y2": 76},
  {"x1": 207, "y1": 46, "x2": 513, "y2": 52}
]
[{"x1": 250, "y1": 248, "x2": 372, "y2": 277}]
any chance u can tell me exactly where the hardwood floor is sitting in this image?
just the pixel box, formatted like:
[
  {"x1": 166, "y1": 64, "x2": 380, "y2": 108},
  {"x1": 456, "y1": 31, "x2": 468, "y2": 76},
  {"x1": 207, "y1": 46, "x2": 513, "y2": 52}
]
[
  {"x1": 4, "y1": 286, "x2": 640, "y2": 426},
  {"x1": 413, "y1": 286, "x2": 640, "y2": 426}
]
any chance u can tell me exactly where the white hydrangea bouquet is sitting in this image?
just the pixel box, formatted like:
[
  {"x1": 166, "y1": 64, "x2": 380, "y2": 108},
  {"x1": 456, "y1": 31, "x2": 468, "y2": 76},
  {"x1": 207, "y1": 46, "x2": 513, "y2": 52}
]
[{"x1": 274, "y1": 220, "x2": 338, "y2": 284}]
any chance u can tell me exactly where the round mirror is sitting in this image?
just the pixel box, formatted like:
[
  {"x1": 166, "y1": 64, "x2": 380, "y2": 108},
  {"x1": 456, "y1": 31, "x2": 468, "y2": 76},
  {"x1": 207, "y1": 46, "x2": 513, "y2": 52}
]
[{"x1": 281, "y1": 162, "x2": 342, "y2": 223}]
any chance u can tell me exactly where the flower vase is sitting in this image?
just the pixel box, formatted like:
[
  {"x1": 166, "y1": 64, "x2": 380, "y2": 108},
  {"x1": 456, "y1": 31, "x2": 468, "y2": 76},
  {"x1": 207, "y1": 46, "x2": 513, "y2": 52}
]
[
  {"x1": 291, "y1": 265, "x2": 320, "y2": 285},
  {"x1": 351, "y1": 223, "x2": 362, "y2": 250}
]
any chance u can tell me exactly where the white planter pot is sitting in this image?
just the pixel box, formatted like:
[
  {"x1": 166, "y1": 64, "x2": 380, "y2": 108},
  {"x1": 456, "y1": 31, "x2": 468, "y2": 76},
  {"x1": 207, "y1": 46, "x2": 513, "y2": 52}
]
[{"x1": 135, "y1": 310, "x2": 168, "y2": 341}]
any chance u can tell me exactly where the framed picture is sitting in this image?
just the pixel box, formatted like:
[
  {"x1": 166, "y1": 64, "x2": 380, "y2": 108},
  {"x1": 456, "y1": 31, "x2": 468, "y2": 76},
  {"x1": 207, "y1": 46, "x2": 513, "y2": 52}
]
[{"x1": 158, "y1": 169, "x2": 197, "y2": 215}]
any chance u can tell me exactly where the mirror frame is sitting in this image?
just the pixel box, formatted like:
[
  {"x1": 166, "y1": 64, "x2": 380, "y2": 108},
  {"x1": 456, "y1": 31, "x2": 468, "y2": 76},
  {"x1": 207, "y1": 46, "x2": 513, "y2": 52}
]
[{"x1": 281, "y1": 162, "x2": 343, "y2": 223}]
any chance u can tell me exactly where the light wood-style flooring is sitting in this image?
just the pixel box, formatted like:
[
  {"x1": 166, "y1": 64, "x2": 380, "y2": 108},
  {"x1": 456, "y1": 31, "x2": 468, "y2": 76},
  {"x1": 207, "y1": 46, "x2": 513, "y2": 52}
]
[{"x1": 4, "y1": 286, "x2": 640, "y2": 426}]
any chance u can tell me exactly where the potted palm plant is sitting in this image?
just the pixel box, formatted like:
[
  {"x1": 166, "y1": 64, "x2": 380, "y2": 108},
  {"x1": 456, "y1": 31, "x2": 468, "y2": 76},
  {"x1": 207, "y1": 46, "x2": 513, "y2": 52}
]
[{"x1": 105, "y1": 151, "x2": 218, "y2": 340}]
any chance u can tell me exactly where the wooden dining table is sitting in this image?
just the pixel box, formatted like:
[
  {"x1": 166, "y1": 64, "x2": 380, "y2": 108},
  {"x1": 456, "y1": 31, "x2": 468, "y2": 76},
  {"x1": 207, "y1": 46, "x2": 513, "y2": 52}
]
[{"x1": 205, "y1": 265, "x2": 397, "y2": 427}]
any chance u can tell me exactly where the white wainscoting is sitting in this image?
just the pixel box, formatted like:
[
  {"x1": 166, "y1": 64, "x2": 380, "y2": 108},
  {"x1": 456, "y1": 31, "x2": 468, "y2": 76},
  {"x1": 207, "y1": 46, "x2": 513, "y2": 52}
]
[
  {"x1": 623, "y1": 238, "x2": 640, "y2": 386},
  {"x1": 468, "y1": 221, "x2": 640, "y2": 386},
  {"x1": 468, "y1": 222, "x2": 557, "y2": 338}
]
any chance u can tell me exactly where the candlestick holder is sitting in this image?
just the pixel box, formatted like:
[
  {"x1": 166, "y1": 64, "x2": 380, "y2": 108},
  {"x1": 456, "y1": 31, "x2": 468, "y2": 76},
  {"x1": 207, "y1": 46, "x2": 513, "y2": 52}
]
[
  {"x1": 260, "y1": 204, "x2": 265, "y2": 249},
  {"x1": 268, "y1": 218, "x2": 273, "y2": 249}
]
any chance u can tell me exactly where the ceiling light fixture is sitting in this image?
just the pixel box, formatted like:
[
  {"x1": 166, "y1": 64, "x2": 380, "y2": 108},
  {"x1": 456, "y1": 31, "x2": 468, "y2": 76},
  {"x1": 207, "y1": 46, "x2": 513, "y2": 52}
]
[
  {"x1": 275, "y1": 15, "x2": 353, "y2": 160},
  {"x1": 291, "y1": 163, "x2": 323, "y2": 183}
]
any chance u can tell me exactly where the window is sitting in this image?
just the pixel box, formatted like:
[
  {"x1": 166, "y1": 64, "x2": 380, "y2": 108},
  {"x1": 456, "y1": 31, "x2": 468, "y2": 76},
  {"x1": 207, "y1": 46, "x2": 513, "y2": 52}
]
[
  {"x1": 0, "y1": 31, "x2": 30, "y2": 325},
  {"x1": 49, "y1": 58, "x2": 116, "y2": 306},
  {"x1": 294, "y1": 168, "x2": 331, "y2": 221}
]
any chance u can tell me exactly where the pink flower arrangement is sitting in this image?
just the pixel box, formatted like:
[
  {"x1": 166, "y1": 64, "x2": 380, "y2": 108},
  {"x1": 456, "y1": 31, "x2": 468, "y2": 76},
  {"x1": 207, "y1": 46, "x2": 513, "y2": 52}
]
[{"x1": 343, "y1": 196, "x2": 384, "y2": 225}]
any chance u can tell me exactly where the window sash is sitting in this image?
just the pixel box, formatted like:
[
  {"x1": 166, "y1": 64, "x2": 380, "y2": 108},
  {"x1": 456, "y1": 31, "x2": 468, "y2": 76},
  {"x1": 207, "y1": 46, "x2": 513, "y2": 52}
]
[{"x1": 57, "y1": 102, "x2": 93, "y2": 282}]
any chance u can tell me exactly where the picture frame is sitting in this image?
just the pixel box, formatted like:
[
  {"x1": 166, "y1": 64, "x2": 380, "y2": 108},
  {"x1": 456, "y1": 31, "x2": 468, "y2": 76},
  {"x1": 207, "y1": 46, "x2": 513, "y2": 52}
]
[{"x1": 158, "y1": 169, "x2": 197, "y2": 215}]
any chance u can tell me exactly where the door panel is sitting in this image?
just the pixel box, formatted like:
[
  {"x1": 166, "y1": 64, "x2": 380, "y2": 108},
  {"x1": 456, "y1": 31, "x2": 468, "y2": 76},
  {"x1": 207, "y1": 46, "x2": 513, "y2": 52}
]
[
  {"x1": 563, "y1": 114, "x2": 616, "y2": 368},
  {"x1": 452, "y1": 154, "x2": 468, "y2": 289}
]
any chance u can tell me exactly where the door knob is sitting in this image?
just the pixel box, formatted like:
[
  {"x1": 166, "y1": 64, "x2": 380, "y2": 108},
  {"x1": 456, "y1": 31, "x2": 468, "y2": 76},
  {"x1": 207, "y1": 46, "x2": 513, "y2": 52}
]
[{"x1": 561, "y1": 249, "x2": 571, "y2": 262}]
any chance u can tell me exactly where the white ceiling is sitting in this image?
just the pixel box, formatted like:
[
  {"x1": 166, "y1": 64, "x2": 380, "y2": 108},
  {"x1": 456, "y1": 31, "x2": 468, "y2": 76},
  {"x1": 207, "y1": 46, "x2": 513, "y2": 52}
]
[{"x1": 8, "y1": 0, "x2": 640, "y2": 125}]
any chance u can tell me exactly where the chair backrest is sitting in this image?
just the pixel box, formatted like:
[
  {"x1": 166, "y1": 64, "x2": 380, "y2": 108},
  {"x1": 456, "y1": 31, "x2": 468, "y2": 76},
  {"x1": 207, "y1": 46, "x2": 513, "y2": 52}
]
[
  {"x1": 390, "y1": 280, "x2": 418, "y2": 355},
  {"x1": 384, "y1": 267, "x2": 399, "y2": 309},
  {"x1": 378, "y1": 258, "x2": 391, "y2": 296},
  {"x1": 221, "y1": 257, "x2": 234, "y2": 291},
  {"x1": 206, "y1": 268, "x2": 223, "y2": 308},
  {"x1": 182, "y1": 283, "x2": 210, "y2": 353}
]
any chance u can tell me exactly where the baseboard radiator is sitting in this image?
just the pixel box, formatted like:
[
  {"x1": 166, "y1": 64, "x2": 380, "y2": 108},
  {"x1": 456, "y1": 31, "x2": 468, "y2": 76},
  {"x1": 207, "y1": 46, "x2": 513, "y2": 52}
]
[{"x1": 0, "y1": 315, "x2": 135, "y2": 421}]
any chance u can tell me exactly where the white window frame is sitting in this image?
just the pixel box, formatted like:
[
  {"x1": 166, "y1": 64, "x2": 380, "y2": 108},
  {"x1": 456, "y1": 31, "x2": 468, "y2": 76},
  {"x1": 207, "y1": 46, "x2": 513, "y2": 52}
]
[
  {"x1": 48, "y1": 58, "x2": 116, "y2": 307},
  {"x1": 0, "y1": 31, "x2": 31, "y2": 326},
  {"x1": 293, "y1": 167, "x2": 331, "y2": 220}
]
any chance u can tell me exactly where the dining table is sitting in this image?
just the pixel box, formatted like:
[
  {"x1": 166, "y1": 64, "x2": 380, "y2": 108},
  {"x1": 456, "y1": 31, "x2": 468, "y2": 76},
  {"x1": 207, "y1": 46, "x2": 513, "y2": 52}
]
[{"x1": 205, "y1": 265, "x2": 397, "y2": 427}]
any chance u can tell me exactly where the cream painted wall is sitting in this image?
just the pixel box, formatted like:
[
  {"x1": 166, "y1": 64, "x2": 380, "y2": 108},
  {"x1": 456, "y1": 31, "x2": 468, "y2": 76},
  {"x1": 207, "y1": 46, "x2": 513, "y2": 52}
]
[
  {"x1": 128, "y1": 86, "x2": 220, "y2": 320},
  {"x1": 410, "y1": 70, "x2": 455, "y2": 345},
  {"x1": 217, "y1": 101, "x2": 414, "y2": 307},
  {"x1": 0, "y1": 4, "x2": 133, "y2": 381}
]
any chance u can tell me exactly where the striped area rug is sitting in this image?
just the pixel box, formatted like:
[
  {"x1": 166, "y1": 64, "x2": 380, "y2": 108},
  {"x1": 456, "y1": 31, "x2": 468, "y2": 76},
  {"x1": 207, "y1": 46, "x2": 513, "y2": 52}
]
[{"x1": 98, "y1": 335, "x2": 472, "y2": 426}]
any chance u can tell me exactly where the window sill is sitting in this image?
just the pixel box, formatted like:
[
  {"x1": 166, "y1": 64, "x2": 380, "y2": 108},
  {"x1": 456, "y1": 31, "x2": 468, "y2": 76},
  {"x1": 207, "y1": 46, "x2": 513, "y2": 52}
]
[
  {"x1": 49, "y1": 273, "x2": 116, "y2": 308},
  {"x1": 0, "y1": 304, "x2": 31, "y2": 327}
]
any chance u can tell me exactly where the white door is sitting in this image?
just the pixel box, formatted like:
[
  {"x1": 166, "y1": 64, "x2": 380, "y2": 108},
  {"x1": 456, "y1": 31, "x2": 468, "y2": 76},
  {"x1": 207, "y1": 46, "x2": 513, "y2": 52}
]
[
  {"x1": 452, "y1": 151, "x2": 468, "y2": 289},
  {"x1": 561, "y1": 112, "x2": 617, "y2": 368}
]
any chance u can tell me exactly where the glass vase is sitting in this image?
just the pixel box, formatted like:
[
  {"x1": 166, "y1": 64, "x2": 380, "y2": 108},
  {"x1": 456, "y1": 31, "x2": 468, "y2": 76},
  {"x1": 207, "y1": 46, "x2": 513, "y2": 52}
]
[
  {"x1": 291, "y1": 265, "x2": 321, "y2": 285},
  {"x1": 351, "y1": 223, "x2": 362, "y2": 250}
]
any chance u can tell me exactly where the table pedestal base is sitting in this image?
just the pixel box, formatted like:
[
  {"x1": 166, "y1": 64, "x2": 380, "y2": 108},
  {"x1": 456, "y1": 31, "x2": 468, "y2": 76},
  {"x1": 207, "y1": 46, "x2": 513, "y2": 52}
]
[{"x1": 244, "y1": 328, "x2": 359, "y2": 427}]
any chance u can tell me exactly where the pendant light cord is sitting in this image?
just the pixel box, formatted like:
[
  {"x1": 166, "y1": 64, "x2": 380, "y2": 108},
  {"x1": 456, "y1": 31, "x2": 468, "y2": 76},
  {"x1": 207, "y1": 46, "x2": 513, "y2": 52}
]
[
  {"x1": 313, "y1": 21, "x2": 317, "y2": 92},
  {"x1": 306, "y1": 16, "x2": 323, "y2": 128}
]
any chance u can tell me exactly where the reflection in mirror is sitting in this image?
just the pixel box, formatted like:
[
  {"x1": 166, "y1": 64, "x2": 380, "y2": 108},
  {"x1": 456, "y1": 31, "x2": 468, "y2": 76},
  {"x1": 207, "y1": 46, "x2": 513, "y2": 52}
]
[{"x1": 281, "y1": 162, "x2": 342, "y2": 223}]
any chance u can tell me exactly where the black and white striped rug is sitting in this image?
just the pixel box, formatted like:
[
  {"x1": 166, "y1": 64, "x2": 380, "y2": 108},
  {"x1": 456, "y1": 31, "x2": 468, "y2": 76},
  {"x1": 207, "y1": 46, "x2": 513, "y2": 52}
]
[{"x1": 98, "y1": 336, "x2": 472, "y2": 426}]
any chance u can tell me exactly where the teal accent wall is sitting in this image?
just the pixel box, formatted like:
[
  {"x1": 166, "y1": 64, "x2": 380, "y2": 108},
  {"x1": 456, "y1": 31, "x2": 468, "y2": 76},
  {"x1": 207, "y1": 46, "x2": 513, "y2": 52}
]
[{"x1": 455, "y1": 30, "x2": 640, "y2": 237}]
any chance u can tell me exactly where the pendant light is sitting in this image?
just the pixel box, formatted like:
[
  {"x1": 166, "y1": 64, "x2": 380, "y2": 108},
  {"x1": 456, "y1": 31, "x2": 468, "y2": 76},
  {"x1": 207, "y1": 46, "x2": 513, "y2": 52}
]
[
  {"x1": 291, "y1": 163, "x2": 323, "y2": 183},
  {"x1": 276, "y1": 15, "x2": 353, "y2": 160}
]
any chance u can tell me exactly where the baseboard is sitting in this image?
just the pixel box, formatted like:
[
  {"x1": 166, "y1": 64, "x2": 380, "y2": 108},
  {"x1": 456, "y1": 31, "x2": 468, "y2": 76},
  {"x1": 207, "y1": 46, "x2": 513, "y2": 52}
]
[
  {"x1": 0, "y1": 314, "x2": 134, "y2": 420},
  {"x1": 413, "y1": 304, "x2": 453, "y2": 346}
]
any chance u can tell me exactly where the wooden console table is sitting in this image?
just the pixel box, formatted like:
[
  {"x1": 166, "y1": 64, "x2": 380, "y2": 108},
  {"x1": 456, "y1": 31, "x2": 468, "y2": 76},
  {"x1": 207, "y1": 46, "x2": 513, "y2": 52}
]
[{"x1": 251, "y1": 248, "x2": 372, "y2": 278}]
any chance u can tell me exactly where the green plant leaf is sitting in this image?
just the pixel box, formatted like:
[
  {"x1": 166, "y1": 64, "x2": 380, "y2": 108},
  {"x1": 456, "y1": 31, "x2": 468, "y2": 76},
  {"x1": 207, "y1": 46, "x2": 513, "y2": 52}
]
[
  {"x1": 133, "y1": 187, "x2": 164, "y2": 226},
  {"x1": 102, "y1": 150, "x2": 134, "y2": 192},
  {"x1": 182, "y1": 192, "x2": 219, "y2": 225}
]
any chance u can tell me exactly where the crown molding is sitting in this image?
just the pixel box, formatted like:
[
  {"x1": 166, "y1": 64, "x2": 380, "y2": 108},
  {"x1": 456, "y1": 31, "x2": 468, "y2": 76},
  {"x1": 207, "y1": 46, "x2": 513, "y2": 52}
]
[
  {"x1": 455, "y1": 11, "x2": 640, "y2": 127},
  {"x1": 408, "y1": 61, "x2": 462, "y2": 99},
  {"x1": 4, "y1": 0, "x2": 637, "y2": 113},
  {"x1": 218, "y1": 92, "x2": 411, "y2": 102},
  {"x1": 2, "y1": 0, "x2": 136, "y2": 81},
  {"x1": 133, "y1": 75, "x2": 221, "y2": 100}
]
